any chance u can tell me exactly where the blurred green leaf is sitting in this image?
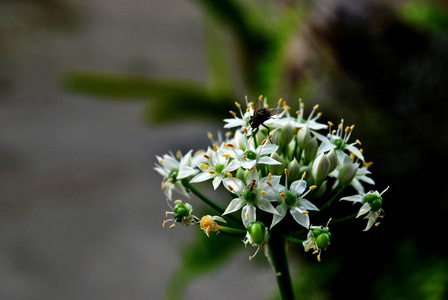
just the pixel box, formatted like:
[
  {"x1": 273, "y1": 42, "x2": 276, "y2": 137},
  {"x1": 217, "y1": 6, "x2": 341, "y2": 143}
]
[
  {"x1": 399, "y1": 1, "x2": 448, "y2": 34},
  {"x1": 164, "y1": 228, "x2": 240, "y2": 300}
]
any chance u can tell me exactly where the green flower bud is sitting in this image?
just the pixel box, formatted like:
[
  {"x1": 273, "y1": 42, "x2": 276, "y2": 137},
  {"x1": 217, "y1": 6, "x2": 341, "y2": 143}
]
[
  {"x1": 312, "y1": 227, "x2": 331, "y2": 249},
  {"x1": 314, "y1": 180, "x2": 327, "y2": 198},
  {"x1": 304, "y1": 137, "x2": 318, "y2": 164},
  {"x1": 269, "y1": 152, "x2": 284, "y2": 175},
  {"x1": 312, "y1": 153, "x2": 331, "y2": 182},
  {"x1": 269, "y1": 128, "x2": 281, "y2": 147},
  {"x1": 247, "y1": 221, "x2": 267, "y2": 245},
  {"x1": 338, "y1": 163, "x2": 358, "y2": 186},
  {"x1": 326, "y1": 149, "x2": 338, "y2": 173},
  {"x1": 296, "y1": 125, "x2": 311, "y2": 148}
]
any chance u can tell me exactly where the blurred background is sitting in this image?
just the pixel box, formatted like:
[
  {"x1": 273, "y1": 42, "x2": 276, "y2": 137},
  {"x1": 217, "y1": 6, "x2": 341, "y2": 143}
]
[{"x1": 1, "y1": 0, "x2": 447, "y2": 299}]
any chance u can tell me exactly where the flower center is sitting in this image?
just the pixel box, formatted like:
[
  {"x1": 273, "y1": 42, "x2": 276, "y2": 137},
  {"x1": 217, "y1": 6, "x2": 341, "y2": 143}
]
[
  {"x1": 284, "y1": 192, "x2": 297, "y2": 207},
  {"x1": 244, "y1": 150, "x2": 257, "y2": 160},
  {"x1": 363, "y1": 194, "x2": 382, "y2": 212},
  {"x1": 168, "y1": 169, "x2": 178, "y2": 181},
  {"x1": 332, "y1": 138, "x2": 345, "y2": 150},
  {"x1": 243, "y1": 189, "x2": 258, "y2": 204},
  {"x1": 214, "y1": 164, "x2": 225, "y2": 174}
]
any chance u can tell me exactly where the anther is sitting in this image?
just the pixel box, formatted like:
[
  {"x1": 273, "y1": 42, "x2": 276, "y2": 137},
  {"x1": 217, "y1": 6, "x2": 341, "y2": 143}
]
[
  {"x1": 313, "y1": 104, "x2": 319, "y2": 110},
  {"x1": 235, "y1": 101, "x2": 241, "y2": 108},
  {"x1": 169, "y1": 224, "x2": 176, "y2": 229},
  {"x1": 356, "y1": 139, "x2": 361, "y2": 145},
  {"x1": 222, "y1": 153, "x2": 231, "y2": 158},
  {"x1": 328, "y1": 121, "x2": 333, "y2": 127},
  {"x1": 229, "y1": 110, "x2": 237, "y2": 117},
  {"x1": 317, "y1": 254, "x2": 321, "y2": 262},
  {"x1": 261, "y1": 190, "x2": 266, "y2": 195},
  {"x1": 258, "y1": 95, "x2": 263, "y2": 100},
  {"x1": 226, "y1": 172, "x2": 233, "y2": 178},
  {"x1": 301, "y1": 171, "x2": 307, "y2": 179},
  {"x1": 162, "y1": 220, "x2": 167, "y2": 228},
  {"x1": 227, "y1": 185, "x2": 234, "y2": 191},
  {"x1": 212, "y1": 144, "x2": 217, "y2": 152},
  {"x1": 309, "y1": 185, "x2": 317, "y2": 190},
  {"x1": 176, "y1": 151, "x2": 181, "y2": 159},
  {"x1": 165, "y1": 211, "x2": 170, "y2": 217},
  {"x1": 261, "y1": 139, "x2": 267, "y2": 145},
  {"x1": 301, "y1": 211, "x2": 309, "y2": 215},
  {"x1": 280, "y1": 192, "x2": 285, "y2": 198},
  {"x1": 203, "y1": 154, "x2": 210, "y2": 159},
  {"x1": 375, "y1": 222, "x2": 381, "y2": 227},
  {"x1": 284, "y1": 169, "x2": 290, "y2": 177},
  {"x1": 208, "y1": 170, "x2": 216, "y2": 175},
  {"x1": 200, "y1": 163, "x2": 209, "y2": 169},
  {"x1": 207, "y1": 132, "x2": 213, "y2": 139}
]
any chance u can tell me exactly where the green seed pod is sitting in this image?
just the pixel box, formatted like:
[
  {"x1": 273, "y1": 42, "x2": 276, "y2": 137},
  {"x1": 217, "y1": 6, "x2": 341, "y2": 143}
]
[
  {"x1": 173, "y1": 202, "x2": 191, "y2": 221},
  {"x1": 315, "y1": 232, "x2": 330, "y2": 249},
  {"x1": 247, "y1": 221, "x2": 267, "y2": 245},
  {"x1": 369, "y1": 198, "x2": 382, "y2": 212}
]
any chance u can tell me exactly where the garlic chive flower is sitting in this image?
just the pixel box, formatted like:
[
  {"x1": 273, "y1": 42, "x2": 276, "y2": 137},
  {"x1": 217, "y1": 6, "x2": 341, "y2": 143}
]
[
  {"x1": 271, "y1": 171, "x2": 319, "y2": 229},
  {"x1": 317, "y1": 119, "x2": 364, "y2": 162},
  {"x1": 223, "y1": 138, "x2": 281, "y2": 170},
  {"x1": 154, "y1": 150, "x2": 198, "y2": 200},
  {"x1": 163, "y1": 199, "x2": 199, "y2": 228},
  {"x1": 340, "y1": 186, "x2": 389, "y2": 231},
  {"x1": 200, "y1": 215, "x2": 226, "y2": 237},
  {"x1": 190, "y1": 147, "x2": 238, "y2": 189},
  {"x1": 223, "y1": 170, "x2": 280, "y2": 228},
  {"x1": 223, "y1": 97, "x2": 254, "y2": 130},
  {"x1": 303, "y1": 220, "x2": 332, "y2": 262}
]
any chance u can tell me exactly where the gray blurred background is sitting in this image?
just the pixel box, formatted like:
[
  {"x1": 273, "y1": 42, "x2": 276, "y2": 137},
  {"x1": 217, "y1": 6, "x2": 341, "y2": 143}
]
[{"x1": 0, "y1": 0, "x2": 276, "y2": 299}]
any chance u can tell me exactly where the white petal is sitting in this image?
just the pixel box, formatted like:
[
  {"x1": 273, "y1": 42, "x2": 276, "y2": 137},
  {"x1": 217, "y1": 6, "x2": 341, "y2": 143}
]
[
  {"x1": 223, "y1": 177, "x2": 245, "y2": 193},
  {"x1": 257, "y1": 198, "x2": 280, "y2": 215},
  {"x1": 257, "y1": 156, "x2": 282, "y2": 165},
  {"x1": 291, "y1": 180, "x2": 307, "y2": 195},
  {"x1": 242, "y1": 205, "x2": 256, "y2": 228},
  {"x1": 270, "y1": 205, "x2": 287, "y2": 228},
  {"x1": 190, "y1": 172, "x2": 213, "y2": 183},
  {"x1": 290, "y1": 207, "x2": 310, "y2": 228},
  {"x1": 301, "y1": 199, "x2": 319, "y2": 211},
  {"x1": 223, "y1": 198, "x2": 245, "y2": 215},
  {"x1": 258, "y1": 144, "x2": 278, "y2": 156},
  {"x1": 212, "y1": 177, "x2": 222, "y2": 190},
  {"x1": 346, "y1": 144, "x2": 364, "y2": 161},
  {"x1": 357, "y1": 203, "x2": 371, "y2": 217},
  {"x1": 340, "y1": 194, "x2": 363, "y2": 203},
  {"x1": 177, "y1": 166, "x2": 198, "y2": 179}
]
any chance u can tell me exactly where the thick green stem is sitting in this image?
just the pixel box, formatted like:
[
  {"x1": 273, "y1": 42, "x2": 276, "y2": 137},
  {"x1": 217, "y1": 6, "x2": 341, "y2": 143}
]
[{"x1": 268, "y1": 234, "x2": 295, "y2": 300}]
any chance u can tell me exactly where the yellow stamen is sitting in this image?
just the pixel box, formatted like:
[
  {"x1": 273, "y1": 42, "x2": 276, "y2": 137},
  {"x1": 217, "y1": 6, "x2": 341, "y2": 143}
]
[
  {"x1": 245, "y1": 212, "x2": 249, "y2": 220},
  {"x1": 301, "y1": 211, "x2": 309, "y2": 215},
  {"x1": 161, "y1": 182, "x2": 165, "y2": 190},
  {"x1": 316, "y1": 112, "x2": 322, "y2": 119},
  {"x1": 225, "y1": 131, "x2": 232, "y2": 138},
  {"x1": 309, "y1": 185, "x2": 317, "y2": 190},
  {"x1": 284, "y1": 169, "x2": 290, "y2": 177},
  {"x1": 313, "y1": 104, "x2": 319, "y2": 110},
  {"x1": 226, "y1": 172, "x2": 233, "y2": 178},
  {"x1": 235, "y1": 101, "x2": 241, "y2": 108},
  {"x1": 227, "y1": 184, "x2": 234, "y2": 191},
  {"x1": 375, "y1": 222, "x2": 381, "y2": 227},
  {"x1": 280, "y1": 192, "x2": 286, "y2": 198},
  {"x1": 317, "y1": 254, "x2": 321, "y2": 262},
  {"x1": 312, "y1": 250, "x2": 319, "y2": 255},
  {"x1": 212, "y1": 144, "x2": 217, "y2": 152},
  {"x1": 268, "y1": 172, "x2": 272, "y2": 180},
  {"x1": 162, "y1": 220, "x2": 167, "y2": 228},
  {"x1": 345, "y1": 126, "x2": 350, "y2": 133},
  {"x1": 169, "y1": 224, "x2": 176, "y2": 229},
  {"x1": 225, "y1": 143, "x2": 234, "y2": 148},
  {"x1": 176, "y1": 151, "x2": 181, "y2": 159},
  {"x1": 278, "y1": 98, "x2": 283, "y2": 105},
  {"x1": 363, "y1": 161, "x2": 373, "y2": 168},
  {"x1": 203, "y1": 154, "x2": 210, "y2": 159},
  {"x1": 229, "y1": 110, "x2": 237, "y2": 117},
  {"x1": 165, "y1": 211, "x2": 170, "y2": 217},
  {"x1": 209, "y1": 170, "x2": 216, "y2": 175},
  {"x1": 266, "y1": 181, "x2": 272, "y2": 187},
  {"x1": 356, "y1": 139, "x2": 361, "y2": 145},
  {"x1": 222, "y1": 153, "x2": 231, "y2": 158},
  {"x1": 328, "y1": 121, "x2": 333, "y2": 127},
  {"x1": 243, "y1": 128, "x2": 248, "y2": 134},
  {"x1": 261, "y1": 139, "x2": 267, "y2": 145},
  {"x1": 261, "y1": 190, "x2": 266, "y2": 195},
  {"x1": 350, "y1": 124, "x2": 355, "y2": 130},
  {"x1": 200, "y1": 163, "x2": 209, "y2": 169},
  {"x1": 207, "y1": 132, "x2": 213, "y2": 139},
  {"x1": 258, "y1": 95, "x2": 263, "y2": 100},
  {"x1": 301, "y1": 171, "x2": 307, "y2": 179}
]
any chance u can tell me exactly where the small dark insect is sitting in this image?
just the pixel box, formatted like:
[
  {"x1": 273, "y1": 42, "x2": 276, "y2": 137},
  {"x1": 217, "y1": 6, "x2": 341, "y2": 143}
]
[
  {"x1": 249, "y1": 99, "x2": 283, "y2": 134},
  {"x1": 248, "y1": 179, "x2": 257, "y2": 191}
]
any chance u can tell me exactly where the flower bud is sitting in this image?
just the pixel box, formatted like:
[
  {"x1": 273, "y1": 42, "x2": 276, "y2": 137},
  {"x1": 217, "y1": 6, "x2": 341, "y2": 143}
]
[
  {"x1": 247, "y1": 221, "x2": 267, "y2": 245},
  {"x1": 269, "y1": 152, "x2": 284, "y2": 175},
  {"x1": 296, "y1": 125, "x2": 311, "y2": 148},
  {"x1": 269, "y1": 128, "x2": 281, "y2": 146},
  {"x1": 281, "y1": 123, "x2": 295, "y2": 147},
  {"x1": 338, "y1": 163, "x2": 358, "y2": 186},
  {"x1": 287, "y1": 158, "x2": 301, "y2": 182},
  {"x1": 326, "y1": 149, "x2": 338, "y2": 173},
  {"x1": 304, "y1": 137, "x2": 318, "y2": 164},
  {"x1": 314, "y1": 180, "x2": 327, "y2": 198},
  {"x1": 312, "y1": 153, "x2": 331, "y2": 182}
]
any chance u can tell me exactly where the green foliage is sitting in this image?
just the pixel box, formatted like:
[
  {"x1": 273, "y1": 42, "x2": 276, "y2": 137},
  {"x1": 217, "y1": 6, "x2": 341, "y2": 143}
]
[
  {"x1": 163, "y1": 227, "x2": 240, "y2": 300},
  {"x1": 399, "y1": 1, "x2": 448, "y2": 34},
  {"x1": 374, "y1": 239, "x2": 448, "y2": 300}
]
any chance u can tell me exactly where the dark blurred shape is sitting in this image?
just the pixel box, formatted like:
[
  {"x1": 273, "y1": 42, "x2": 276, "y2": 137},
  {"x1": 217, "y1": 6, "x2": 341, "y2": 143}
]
[{"x1": 306, "y1": 1, "x2": 448, "y2": 298}]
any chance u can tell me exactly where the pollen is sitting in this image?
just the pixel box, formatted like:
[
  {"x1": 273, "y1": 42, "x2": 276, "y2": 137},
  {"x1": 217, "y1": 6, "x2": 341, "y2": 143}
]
[{"x1": 200, "y1": 215, "x2": 219, "y2": 237}]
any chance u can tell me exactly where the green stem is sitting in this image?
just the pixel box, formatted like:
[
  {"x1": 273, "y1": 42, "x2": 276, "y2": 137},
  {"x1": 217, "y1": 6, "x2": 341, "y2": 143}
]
[
  {"x1": 268, "y1": 234, "x2": 295, "y2": 300},
  {"x1": 319, "y1": 185, "x2": 346, "y2": 211},
  {"x1": 331, "y1": 213, "x2": 357, "y2": 224},
  {"x1": 217, "y1": 225, "x2": 246, "y2": 236},
  {"x1": 181, "y1": 179, "x2": 225, "y2": 214}
]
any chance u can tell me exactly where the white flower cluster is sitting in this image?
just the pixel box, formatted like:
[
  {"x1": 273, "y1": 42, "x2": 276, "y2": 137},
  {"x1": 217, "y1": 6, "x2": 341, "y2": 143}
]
[{"x1": 155, "y1": 96, "x2": 388, "y2": 259}]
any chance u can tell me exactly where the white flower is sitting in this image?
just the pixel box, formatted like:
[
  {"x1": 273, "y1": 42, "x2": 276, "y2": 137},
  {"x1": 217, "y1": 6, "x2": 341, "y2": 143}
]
[
  {"x1": 154, "y1": 150, "x2": 198, "y2": 200},
  {"x1": 302, "y1": 220, "x2": 331, "y2": 262},
  {"x1": 222, "y1": 170, "x2": 280, "y2": 228},
  {"x1": 223, "y1": 97, "x2": 253, "y2": 130},
  {"x1": 317, "y1": 119, "x2": 364, "y2": 162},
  {"x1": 190, "y1": 147, "x2": 238, "y2": 189},
  {"x1": 223, "y1": 139, "x2": 281, "y2": 170},
  {"x1": 340, "y1": 186, "x2": 389, "y2": 231},
  {"x1": 270, "y1": 175, "x2": 319, "y2": 229}
]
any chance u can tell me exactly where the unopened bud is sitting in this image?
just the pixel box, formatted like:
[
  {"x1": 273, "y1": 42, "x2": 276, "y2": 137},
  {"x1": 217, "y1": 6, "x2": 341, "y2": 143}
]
[
  {"x1": 312, "y1": 153, "x2": 331, "y2": 182},
  {"x1": 296, "y1": 125, "x2": 311, "y2": 148},
  {"x1": 338, "y1": 163, "x2": 358, "y2": 186},
  {"x1": 326, "y1": 149, "x2": 338, "y2": 173}
]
